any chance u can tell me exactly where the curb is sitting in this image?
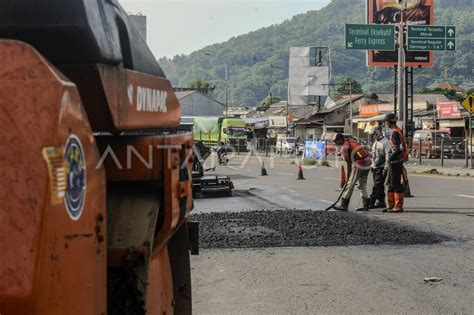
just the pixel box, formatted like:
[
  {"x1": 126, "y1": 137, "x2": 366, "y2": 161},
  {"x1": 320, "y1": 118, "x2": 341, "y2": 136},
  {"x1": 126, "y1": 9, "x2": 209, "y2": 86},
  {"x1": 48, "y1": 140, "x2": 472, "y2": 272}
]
[{"x1": 227, "y1": 154, "x2": 474, "y2": 177}]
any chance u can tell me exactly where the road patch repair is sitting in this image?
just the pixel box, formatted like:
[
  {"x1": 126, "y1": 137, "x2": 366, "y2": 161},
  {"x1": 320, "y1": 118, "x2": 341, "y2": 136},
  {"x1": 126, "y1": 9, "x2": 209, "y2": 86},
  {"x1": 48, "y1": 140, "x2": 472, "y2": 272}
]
[{"x1": 191, "y1": 210, "x2": 450, "y2": 249}]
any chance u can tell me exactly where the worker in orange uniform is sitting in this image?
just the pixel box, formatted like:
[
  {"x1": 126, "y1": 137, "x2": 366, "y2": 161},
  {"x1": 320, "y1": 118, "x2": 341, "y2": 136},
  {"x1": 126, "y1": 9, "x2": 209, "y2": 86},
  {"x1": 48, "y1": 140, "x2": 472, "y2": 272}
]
[
  {"x1": 383, "y1": 113, "x2": 409, "y2": 213},
  {"x1": 333, "y1": 133, "x2": 372, "y2": 211}
]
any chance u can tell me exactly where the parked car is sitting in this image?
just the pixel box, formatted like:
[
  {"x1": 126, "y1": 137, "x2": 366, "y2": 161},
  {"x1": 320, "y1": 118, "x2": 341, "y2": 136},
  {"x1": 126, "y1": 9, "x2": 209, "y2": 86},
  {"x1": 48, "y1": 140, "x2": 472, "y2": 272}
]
[
  {"x1": 411, "y1": 130, "x2": 465, "y2": 159},
  {"x1": 275, "y1": 137, "x2": 296, "y2": 154}
]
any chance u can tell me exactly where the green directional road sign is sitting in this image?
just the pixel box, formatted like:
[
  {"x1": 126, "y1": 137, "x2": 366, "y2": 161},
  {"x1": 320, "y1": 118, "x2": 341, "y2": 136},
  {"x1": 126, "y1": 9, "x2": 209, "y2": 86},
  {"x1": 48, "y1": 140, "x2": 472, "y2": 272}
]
[
  {"x1": 408, "y1": 25, "x2": 445, "y2": 38},
  {"x1": 445, "y1": 26, "x2": 456, "y2": 50},
  {"x1": 445, "y1": 39, "x2": 456, "y2": 51},
  {"x1": 407, "y1": 25, "x2": 456, "y2": 51},
  {"x1": 446, "y1": 26, "x2": 456, "y2": 38},
  {"x1": 407, "y1": 38, "x2": 446, "y2": 51},
  {"x1": 345, "y1": 24, "x2": 395, "y2": 51}
]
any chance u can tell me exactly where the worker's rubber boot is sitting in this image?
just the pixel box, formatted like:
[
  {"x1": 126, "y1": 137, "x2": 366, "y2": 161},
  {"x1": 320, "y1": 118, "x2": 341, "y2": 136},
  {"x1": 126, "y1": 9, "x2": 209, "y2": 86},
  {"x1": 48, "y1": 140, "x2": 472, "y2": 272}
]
[
  {"x1": 373, "y1": 198, "x2": 386, "y2": 209},
  {"x1": 356, "y1": 197, "x2": 370, "y2": 211},
  {"x1": 368, "y1": 196, "x2": 377, "y2": 209},
  {"x1": 388, "y1": 193, "x2": 404, "y2": 213},
  {"x1": 382, "y1": 192, "x2": 395, "y2": 212},
  {"x1": 333, "y1": 198, "x2": 350, "y2": 211}
]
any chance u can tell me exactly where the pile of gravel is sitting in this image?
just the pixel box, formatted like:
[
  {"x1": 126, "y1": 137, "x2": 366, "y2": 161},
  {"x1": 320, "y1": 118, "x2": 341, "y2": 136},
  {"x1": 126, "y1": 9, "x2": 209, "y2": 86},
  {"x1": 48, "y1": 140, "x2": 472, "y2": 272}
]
[{"x1": 190, "y1": 210, "x2": 450, "y2": 249}]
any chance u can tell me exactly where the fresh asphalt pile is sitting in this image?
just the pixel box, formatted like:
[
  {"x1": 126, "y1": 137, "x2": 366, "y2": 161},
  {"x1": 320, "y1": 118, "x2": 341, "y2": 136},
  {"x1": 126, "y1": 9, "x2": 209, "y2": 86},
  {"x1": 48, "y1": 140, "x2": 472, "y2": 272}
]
[{"x1": 190, "y1": 210, "x2": 450, "y2": 249}]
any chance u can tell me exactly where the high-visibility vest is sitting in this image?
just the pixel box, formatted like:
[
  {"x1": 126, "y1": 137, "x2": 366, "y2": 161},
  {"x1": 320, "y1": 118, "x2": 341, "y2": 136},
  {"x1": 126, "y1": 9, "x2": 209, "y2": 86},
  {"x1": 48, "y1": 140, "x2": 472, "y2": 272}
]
[
  {"x1": 347, "y1": 139, "x2": 369, "y2": 161},
  {"x1": 390, "y1": 127, "x2": 408, "y2": 162}
]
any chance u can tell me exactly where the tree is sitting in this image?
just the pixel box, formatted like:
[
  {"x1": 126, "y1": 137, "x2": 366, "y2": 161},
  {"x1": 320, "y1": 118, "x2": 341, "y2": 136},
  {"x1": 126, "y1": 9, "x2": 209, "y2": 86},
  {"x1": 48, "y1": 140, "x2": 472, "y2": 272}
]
[
  {"x1": 159, "y1": 0, "x2": 472, "y2": 104},
  {"x1": 417, "y1": 87, "x2": 465, "y2": 102},
  {"x1": 258, "y1": 95, "x2": 281, "y2": 110},
  {"x1": 336, "y1": 77, "x2": 363, "y2": 96},
  {"x1": 465, "y1": 88, "x2": 474, "y2": 96},
  {"x1": 188, "y1": 79, "x2": 216, "y2": 95}
]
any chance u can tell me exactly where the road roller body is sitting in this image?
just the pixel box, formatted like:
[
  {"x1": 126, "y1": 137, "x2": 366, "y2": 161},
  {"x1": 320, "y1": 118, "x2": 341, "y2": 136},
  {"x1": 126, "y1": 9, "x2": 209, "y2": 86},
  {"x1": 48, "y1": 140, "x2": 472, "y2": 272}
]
[{"x1": 0, "y1": 1, "x2": 194, "y2": 314}]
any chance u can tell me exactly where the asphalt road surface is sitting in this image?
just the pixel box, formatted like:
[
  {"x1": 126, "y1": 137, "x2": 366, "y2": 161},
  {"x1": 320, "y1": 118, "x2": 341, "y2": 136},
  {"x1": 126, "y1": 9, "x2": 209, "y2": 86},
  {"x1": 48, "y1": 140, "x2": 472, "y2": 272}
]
[{"x1": 191, "y1": 157, "x2": 474, "y2": 314}]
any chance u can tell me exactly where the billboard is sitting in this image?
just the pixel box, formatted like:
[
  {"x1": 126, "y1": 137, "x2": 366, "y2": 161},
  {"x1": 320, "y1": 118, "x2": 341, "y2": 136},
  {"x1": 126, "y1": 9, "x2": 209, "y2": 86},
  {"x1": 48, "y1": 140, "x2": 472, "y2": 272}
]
[
  {"x1": 437, "y1": 102, "x2": 461, "y2": 119},
  {"x1": 359, "y1": 104, "x2": 380, "y2": 117},
  {"x1": 288, "y1": 47, "x2": 331, "y2": 106},
  {"x1": 269, "y1": 116, "x2": 287, "y2": 128},
  {"x1": 367, "y1": 0, "x2": 434, "y2": 67},
  {"x1": 304, "y1": 141, "x2": 326, "y2": 160}
]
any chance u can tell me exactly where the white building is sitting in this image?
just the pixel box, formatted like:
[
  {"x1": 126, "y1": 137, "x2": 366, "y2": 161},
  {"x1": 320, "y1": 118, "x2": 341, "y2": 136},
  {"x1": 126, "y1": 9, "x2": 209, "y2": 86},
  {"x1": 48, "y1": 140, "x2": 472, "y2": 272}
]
[{"x1": 176, "y1": 90, "x2": 225, "y2": 117}]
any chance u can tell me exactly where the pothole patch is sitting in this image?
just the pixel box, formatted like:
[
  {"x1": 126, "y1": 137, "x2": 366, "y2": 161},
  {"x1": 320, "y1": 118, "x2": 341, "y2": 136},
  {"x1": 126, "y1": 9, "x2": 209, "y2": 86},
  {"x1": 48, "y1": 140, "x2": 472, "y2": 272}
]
[{"x1": 191, "y1": 210, "x2": 450, "y2": 249}]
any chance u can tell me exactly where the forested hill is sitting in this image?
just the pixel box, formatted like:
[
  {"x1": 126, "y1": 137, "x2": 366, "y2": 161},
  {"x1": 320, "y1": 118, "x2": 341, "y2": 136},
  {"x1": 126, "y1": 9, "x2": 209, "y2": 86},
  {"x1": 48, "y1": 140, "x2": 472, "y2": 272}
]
[{"x1": 159, "y1": 0, "x2": 473, "y2": 106}]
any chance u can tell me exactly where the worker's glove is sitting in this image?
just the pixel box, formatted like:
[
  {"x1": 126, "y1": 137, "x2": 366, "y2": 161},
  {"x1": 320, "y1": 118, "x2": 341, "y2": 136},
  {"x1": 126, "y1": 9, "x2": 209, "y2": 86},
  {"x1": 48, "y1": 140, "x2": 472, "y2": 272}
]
[{"x1": 382, "y1": 167, "x2": 388, "y2": 178}]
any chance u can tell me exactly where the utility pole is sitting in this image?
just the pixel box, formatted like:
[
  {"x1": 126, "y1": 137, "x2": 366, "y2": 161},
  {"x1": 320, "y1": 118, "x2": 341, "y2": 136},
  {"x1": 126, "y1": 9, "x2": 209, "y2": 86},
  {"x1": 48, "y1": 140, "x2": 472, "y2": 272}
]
[
  {"x1": 224, "y1": 62, "x2": 228, "y2": 117},
  {"x1": 265, "y1": 80, "x2": 274, "y2": 106},
  {"x1": 204, "y1": 53, "x2": 228, "y2": 117},
  {"x1": 470, "y1": 113, "x2": 473, "y2": 169},
  {"x1": 397, "y1": 1, "x2": 406, "y2": 130}
]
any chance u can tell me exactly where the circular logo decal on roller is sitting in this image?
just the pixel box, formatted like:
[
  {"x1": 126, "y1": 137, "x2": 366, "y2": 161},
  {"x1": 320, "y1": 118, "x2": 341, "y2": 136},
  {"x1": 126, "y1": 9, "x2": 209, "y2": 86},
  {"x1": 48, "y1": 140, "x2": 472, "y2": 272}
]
[{"x1": 64, "y1": 135, "x2": 86, "y2": 220}]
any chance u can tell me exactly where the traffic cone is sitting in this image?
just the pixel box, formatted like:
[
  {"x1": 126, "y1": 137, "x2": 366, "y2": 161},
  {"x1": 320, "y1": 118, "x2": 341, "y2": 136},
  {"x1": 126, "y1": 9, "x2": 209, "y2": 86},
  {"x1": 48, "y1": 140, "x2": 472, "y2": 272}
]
[
  {"x1": 339, "y1": 165, "x2": 346, "y2": 189},
  {"x1": 261, "y1": 161, "x2": 268, "y2": 176},
  {"x1": 297, "y1": 161, "x2": 305, "y2": 180},
  {"x1": 402, "y1": 166, "x2": 413, "y2": 198}
]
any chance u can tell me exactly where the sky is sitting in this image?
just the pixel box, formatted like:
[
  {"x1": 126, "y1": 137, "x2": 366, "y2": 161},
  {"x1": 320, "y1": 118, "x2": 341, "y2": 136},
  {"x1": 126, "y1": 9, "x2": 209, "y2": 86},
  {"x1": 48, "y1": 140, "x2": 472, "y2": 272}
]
[{"x1": 120, "y1": 0, "x2": 331, "y2": 59}]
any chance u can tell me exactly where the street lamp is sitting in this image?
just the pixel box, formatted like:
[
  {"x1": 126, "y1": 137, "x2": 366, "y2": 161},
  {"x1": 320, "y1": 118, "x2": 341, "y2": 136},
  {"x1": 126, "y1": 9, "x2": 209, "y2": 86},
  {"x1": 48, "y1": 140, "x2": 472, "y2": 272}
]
[
  {"x1": 204, "y1": 53, "x2": 228, "y2": 117},
  {"x1": 265, "y1": 63, "x2": 276, "y2": 105}
]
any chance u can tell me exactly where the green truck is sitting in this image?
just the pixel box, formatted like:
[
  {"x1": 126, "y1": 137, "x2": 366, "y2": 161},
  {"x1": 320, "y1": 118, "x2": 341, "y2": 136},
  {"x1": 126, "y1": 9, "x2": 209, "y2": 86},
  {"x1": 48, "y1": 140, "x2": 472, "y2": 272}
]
[{"x1": 193, "y1": 117, "x2": 247, "y2": 151}]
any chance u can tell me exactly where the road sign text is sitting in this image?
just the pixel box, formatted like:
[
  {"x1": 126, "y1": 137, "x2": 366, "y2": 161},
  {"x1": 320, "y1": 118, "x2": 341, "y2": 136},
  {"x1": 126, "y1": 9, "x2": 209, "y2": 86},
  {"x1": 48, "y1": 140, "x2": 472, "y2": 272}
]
[
  {"x1": 345, "y1": 24, "x2": 395, "y2": 51},
  {"x1": 407, "y1": 25, "x2": 456, "y2": 51}
]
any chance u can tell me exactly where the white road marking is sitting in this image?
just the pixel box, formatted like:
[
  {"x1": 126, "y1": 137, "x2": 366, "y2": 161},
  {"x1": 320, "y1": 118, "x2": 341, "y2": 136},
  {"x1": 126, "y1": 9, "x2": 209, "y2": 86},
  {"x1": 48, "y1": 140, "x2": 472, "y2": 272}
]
[
  {"x1": 410, "y1": 173, "x2": 474, "y2": 180},
  {"x1": 323, "y1": 177, "x2": 339, "y2": 180},
  {"x1": 277, "y1": 172, "x2": 294, "y2": 176},
  {"x1": 457, "y1": 194, "x2": 474, "y2": 199},
  {"x1": 287, "y1": 189, "x2": 297, "y2": 193},
  {"x1": 320, "y1": 200, "x2": 333, "y2": 204}
]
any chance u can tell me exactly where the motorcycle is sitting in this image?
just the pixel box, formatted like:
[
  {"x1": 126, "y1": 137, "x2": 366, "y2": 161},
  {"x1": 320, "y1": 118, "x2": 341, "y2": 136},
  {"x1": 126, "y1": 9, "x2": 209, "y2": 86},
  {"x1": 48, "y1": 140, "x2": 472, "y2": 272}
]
[
  {"x1": 296, "y1": 141, "x2": 305, "y2": 156},
  {"x1": 217, "y1": 146, "x2": 229, "y2": 166}
]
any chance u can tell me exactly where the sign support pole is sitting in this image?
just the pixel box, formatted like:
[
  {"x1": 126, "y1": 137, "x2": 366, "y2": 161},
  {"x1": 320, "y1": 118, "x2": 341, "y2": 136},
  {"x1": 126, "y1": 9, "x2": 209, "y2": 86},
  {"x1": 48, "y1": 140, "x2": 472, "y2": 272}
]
[
  {"x1": 460, "y1": 95, "x2": 473, "y2": 168},
  {"x1": 397, "y1": 1, "x2": 406, "y2": 129},
  {"x1": 470, "y1": 114, "x2": 473, "y2": 169},
  {"x1": 286, "y1": 100, "x2": 289, "y2": 137},
  {"x1": 394, "y1": 66, "x2": 398, "y2": 115},
  {"x1": 405, "y1": 67, "x2": 414, "y2": 141}
]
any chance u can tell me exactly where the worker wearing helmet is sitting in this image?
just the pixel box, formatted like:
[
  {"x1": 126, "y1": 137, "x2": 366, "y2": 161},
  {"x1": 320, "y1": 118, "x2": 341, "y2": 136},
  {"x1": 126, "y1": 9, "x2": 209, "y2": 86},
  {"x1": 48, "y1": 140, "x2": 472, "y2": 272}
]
[
  {"x1": 384, "y1": 113, "x2": 409, "y2": 213},
  {"x1": 369, "y1": 126, "x2": 391, "y2": 209},
  {"x1": 333, "y1": 133, "x2": 372, "y2": 211}
]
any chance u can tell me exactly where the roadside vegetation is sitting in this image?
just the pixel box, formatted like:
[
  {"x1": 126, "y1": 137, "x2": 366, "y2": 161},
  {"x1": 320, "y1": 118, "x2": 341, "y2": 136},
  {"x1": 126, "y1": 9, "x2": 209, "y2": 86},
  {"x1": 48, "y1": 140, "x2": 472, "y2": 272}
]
[{"x1": 160, "y1": 0, "x2": 473, "y2": 105}]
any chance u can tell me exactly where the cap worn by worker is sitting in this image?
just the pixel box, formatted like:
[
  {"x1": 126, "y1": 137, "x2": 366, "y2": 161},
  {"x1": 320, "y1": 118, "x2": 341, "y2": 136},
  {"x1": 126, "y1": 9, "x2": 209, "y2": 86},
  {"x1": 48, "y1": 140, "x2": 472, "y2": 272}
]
[
  {"x1": 334, "y1": 133, "x2": 344, "y2": 143},
  {"x1": 384, "y1": 112, "x2": 397, "y2": 122}
]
